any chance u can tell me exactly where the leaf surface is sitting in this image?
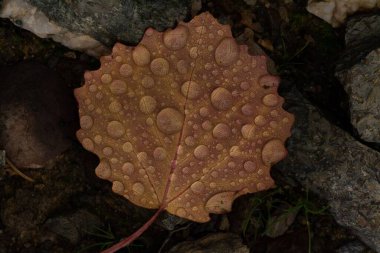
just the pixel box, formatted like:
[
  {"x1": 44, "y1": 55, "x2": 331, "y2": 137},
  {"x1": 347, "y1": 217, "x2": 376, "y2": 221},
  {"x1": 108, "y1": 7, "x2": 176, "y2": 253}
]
[{"x1": 75, "y1": 12, "x2": 294, "y2": 222}]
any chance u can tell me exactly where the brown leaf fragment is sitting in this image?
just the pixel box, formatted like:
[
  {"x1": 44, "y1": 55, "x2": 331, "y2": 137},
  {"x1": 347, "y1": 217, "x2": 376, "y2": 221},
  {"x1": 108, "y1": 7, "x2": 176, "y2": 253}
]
[{"x1": 75, "y1": 12, "x2": 294, "y2": 223}]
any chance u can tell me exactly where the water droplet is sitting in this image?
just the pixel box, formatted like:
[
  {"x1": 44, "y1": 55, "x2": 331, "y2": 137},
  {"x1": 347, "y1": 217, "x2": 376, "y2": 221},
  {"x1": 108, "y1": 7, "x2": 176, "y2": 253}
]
[
  {"x1": 241, "y1": 124, "x2": 256, "y2": 140},
  {"x1": 147, "y1": 166, "x2": 155, "y2": 173},
  {"x1": 229, "y1": 146, "x2": 241, "y2": 157},
  {"x1": 193, "y1": 145, "x2": 209, "y2": 160},
  {"x1": 211, "y1": 171, "x2": 218, "y2": 178},
  {"x1": 262, "y1": 139, "x2": 286, "y2": 165},
  {"x1": 181, "y1": 81, "x2": 201, "y2": 99},
  {"x1": 259, "y1": 75, "x2": 279, "y2": 88},
  {"x1": 190, "y1": 181, "x2": 205, "y2": 194},
  {"x1": 153, "y1": 147, "x2": 167, "y2": 160},
  {"x1": 228, "y1": 161, "x2": 236, "y2": 168},
  {"x1": 163, "y1": 25, "x2": 189, "y2": 50},
  {"x1": 107, "y1": 121, "x2": 125, "y2": 138},
  {"x1": 94, "y1": 135, "x2": 102, "y2": 144},
  {"x1": 95, "y1": 160, "x2": 111, "y2": 179},
  {"x1": 150, "y1": 58, "x2": 169, "y2": 76},
  {"x1": 211, "y1": 87, "x2": 233, "y2": 110},
  {"x1": 110, "y1": 80, "x2": 127, "y2": 94},
  {"x1": 257, "y1": 182, "x2": 266, "y2": 191},
  {"x1": 139, "y1": 96, "x2": 157, "y2": 114},
  {"x1": 185, "y1": 136, "x2": 195, "y2": 146},
  {"x1": 213, "y1": 123, "x2": 231, "y2": 139},
  {"x1": 240, "y1": 81, "x2": 250, "y2": 90},
  {"x1": 137, "y1": 152, "x2": 148, "y2": 162},
  {"x1": 199, "y1": 107, "x2": 209, "y2": 117},
  {"x1": 141, "y1": 75, "x2": 155, "y2": 88},
  {"x1": 89, "y1": 84, "x2": 97, "y2": 92},
  {"x1": 132, "y1": 45, "x2": 151, "y2": 66},
  {"x1": 241, "y1": 103, "x2": 254, "y2": 116},
  {"x1": 132, "y1": 182, "x2": 145, "y2": 195},
  {"x1": 177, "y1": 60, "x2": 189, "y2": 74},
  {"x1": 119, "y1": 64, "x2": 133, "y2": 77},
  {"x1": 243, "y1": 160, "x2": 256, "y2": 172},
  {"x1": 80, "y1": 115, "x2": 93, "y2": 129},
  {"x1": 101, "y1": 74, "x2": 112, "y2": 84},
  {"x1": 156, "y1": 108, "x2": 184, "y2": 134},
  {"x1": 82, "y1": 138, "x2": 94, "y2": 151},
  {"x1": 176, "y1": 207, "x2": 187, "y2": 217},
  {"x1": 109, "y1": 101, "x2": 122, "y2": 113},
  {"x1": 102, "y1": 146, "x2": 113, "y2": 156},
  {"x1": 146, "y1": 117, "x2": 154, "y2": 126},
  {"x1": 122, "y1": 142, "x2": 133, "y2": 153},
  {"x1": 201, "y1": 120, "x2": 212, "y2": 130},
  {"x1": 112, "y1": 181, "x2": 124, "y2": 194},
  {"x1": 145, "y1": 28, "x2": 154, "y2": 36},
  {"x1": 254, "y1": 115, "x2": 267, "y2": 126},
  {"x1": 215, "y1": 37, "x2": 239, "y2": 66},
  {"x1": 182, "y1": 167, "x2": 190, "y2": 174},
  {"x1": 210, "y1": 182, "x2": 217, "y2": 188},
  {"x1": 122, "y1": 162, "x2": 134, "y2": 175},
  {"x1": 262, "y1": 94, "x2": 279, "y2": 106},
  {"x1": 189, "y1": 47, "x2": 198, "y2": 58}
]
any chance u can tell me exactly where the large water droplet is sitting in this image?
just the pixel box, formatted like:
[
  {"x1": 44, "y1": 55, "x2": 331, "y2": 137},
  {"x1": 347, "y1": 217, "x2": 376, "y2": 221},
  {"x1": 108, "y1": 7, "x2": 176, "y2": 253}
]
[
  {"x1": 193, "y1": 145, "x2": 209, "y2": 160},
  {"x1": 110, "y1": 80, "x2": 127, "y2": 94},
  {"x1": 122, "y1": 162, "x2": 134, "y2": 175},
  {"x1": 153, "y1": 147, "x2": 167, "y2": 160},
  {"x1": 132, "y1": 45, "x2": 151, "y2": 66},
  {"x1": 150, "y1": 58, "x2": 169, "y2": 76},
  {"x1": 262, "y1": 94, "x2": 279, "y2": 106},
  {"x1": 215, "y1": 37, "x2": 239, "y2": 66},
  {"x1": 139, "y1": 96, "x2": 157, "y2": 114},
  {"x1": 211, "y1": 87, "x2": 233, "y2": 111},
  {"x1": 156, "y1": 108, "x2": 184, "y2": 134},
  {"x1": 241, "y1": 124, "x2": 256, "y2": 140},
  {"x1": 112, "y1": 181, "x2": 125, "y2": 194},
  {"x1": 95, "y1": 160, "x2": 112, "y2": 179},
  {"x1": 212, "y1": 123, "x2": 231, "y2": 139},
  {"x1": 82, "y1": 138, "x2": 94, "y2": 151},
  {"x1": 262, "y1": 139, "x2": 287, "y2": 165},
  {"x1": 181, "y1": 81, "x2": 201, "y2": 99},
  {"x1": 241, "y1": 103, "x2": 254, "y2": 116},
  {"x1": 119, "y1": 64, "x2": 133, "y2": 77},
  {"x1": 163, "y1": 25, "x2": 189, "y2": 50},
  {"x1": 80, "y1": 115, "x2": 93, "y2": 130},
  {"x1": 190, "y1": 181, "x2": 205, "y2": 194}
]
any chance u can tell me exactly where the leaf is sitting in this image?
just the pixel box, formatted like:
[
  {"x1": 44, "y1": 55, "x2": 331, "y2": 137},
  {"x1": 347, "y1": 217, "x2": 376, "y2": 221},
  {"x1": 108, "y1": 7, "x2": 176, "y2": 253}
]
[{"x1": 75, "y1": 12, "x2": 293, "y2": 224}]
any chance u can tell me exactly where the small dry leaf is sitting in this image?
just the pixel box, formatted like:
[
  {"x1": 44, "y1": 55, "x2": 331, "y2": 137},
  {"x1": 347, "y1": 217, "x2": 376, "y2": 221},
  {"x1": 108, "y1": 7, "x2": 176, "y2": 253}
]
[{"x1": 75, "y1": 12, "x2": 293, "y2": 223}]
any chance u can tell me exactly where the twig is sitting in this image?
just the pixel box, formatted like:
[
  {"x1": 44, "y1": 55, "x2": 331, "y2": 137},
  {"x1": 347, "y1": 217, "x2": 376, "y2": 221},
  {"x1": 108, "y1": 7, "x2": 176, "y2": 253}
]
[{"x1": 5, "y1": 158, "x2": 35, "y2": 182}]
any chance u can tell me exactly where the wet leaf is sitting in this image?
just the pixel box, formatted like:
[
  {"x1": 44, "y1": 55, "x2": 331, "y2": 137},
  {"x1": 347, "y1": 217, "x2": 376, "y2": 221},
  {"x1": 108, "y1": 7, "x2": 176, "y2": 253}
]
[{"x1": 75, "y1": 12, "x2": 294, "y2": 222}]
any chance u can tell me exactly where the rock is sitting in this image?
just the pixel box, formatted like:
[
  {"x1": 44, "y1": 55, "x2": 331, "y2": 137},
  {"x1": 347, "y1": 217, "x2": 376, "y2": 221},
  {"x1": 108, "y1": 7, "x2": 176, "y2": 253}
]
[
  {"x1": 276, "y1": 88, "x2": 380, "y2": 252},
  {"x1": 306, "y1": 0, "x2": 380, "y2": 27},
  {"x1": 335, "y1": 14, "x2": 380, "y2": 144},
  {"x1": 0, "y1": 62, "x2": 77, "y2": 168},
  {"x1": 168, "y1": 233, "x2": 249, "y2": 253},
  {"x1": 0, "y1": 0, "x2": 191, "y2": 57},
  {"x1": 43, "y1": 209, "x2": 103, "y2": 244},
  {"x1": 335, "y1": 240, "x2": 371, "y2": 253}
]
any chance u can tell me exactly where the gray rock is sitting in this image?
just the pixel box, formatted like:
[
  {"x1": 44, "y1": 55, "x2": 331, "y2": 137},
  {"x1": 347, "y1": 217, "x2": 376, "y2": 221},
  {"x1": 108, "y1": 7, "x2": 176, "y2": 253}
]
[
  {"x1": 277, "y1": 89, "x2": 380, "y2": 252},
  {"x1": 335, "y1": 240, "x2": 372, "y2": 253},
  {"x1": 168, "y1": 233, "x2": 249, "y2": 253},
  {"x1": 0, "y1": 0, "x2": 191, "y2": 57},
  {"x1": 335, "y1": 14, "x2": 380, "y2": 144}
]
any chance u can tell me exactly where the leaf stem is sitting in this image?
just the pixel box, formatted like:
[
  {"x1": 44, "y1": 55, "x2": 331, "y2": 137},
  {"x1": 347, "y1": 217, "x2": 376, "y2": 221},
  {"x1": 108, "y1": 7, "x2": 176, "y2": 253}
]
[{"x1": 101, "y1": 207, "x2": 164, "y2": 253}]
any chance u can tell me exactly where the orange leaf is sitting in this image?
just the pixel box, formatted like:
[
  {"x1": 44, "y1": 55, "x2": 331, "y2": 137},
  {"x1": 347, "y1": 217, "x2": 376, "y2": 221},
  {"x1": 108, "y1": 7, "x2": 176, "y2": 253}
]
[{"x1": 75, "y1": 11, "x2": 293, "y2": 245}]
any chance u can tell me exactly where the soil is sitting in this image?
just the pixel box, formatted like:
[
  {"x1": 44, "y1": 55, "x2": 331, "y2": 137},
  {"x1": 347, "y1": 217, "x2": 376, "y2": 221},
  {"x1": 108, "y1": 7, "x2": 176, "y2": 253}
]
[{"x1": 0, "y1": 0, "x2": 374, "y2": 253}]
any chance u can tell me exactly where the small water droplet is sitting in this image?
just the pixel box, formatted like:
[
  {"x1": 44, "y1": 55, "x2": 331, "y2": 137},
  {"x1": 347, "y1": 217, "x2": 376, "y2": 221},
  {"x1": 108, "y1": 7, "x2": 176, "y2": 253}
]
[
  {"x1": 122, "y1": 162, "x2": 134, "y2": 175},
  {"x1": 211, "y1": 87, "x2": 233, "y2": 111},
  {"x1": 107, "y1": 121, "x2": 125, "y2": 138},
  {"x1": 150, "y1": 58, "x2": 169, "y2": 76},
  {"x1": 194, "y1": 145, "x2": 209, "y2": 160},
  {"x1": 122, "y1": 142, "x2": 133, "y2": 153},
  {"x1": 101, "y1": 74, "x2": 112, "y2": 84},
  {"x1": 243, "y1": 160, "x2": 256, "y2": 172},
  {"x1": 110, "y1": 80, "x2": 127, "y2": 94},
  {"x1": 213, "y1": 123, "x2": 231, "y2": 139},
  {"x1": 112, "y1": 181, "x2": 125, "y2": 194},
  {"x1": 153, "y1": 147, "x2": 167, "y2": 160},
  {"x1": 139, "y1": 96, "x2": 157, "y2": 114},
  {"x1": 119, "y1": 64, "x2": 133, "y2": 76}
]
